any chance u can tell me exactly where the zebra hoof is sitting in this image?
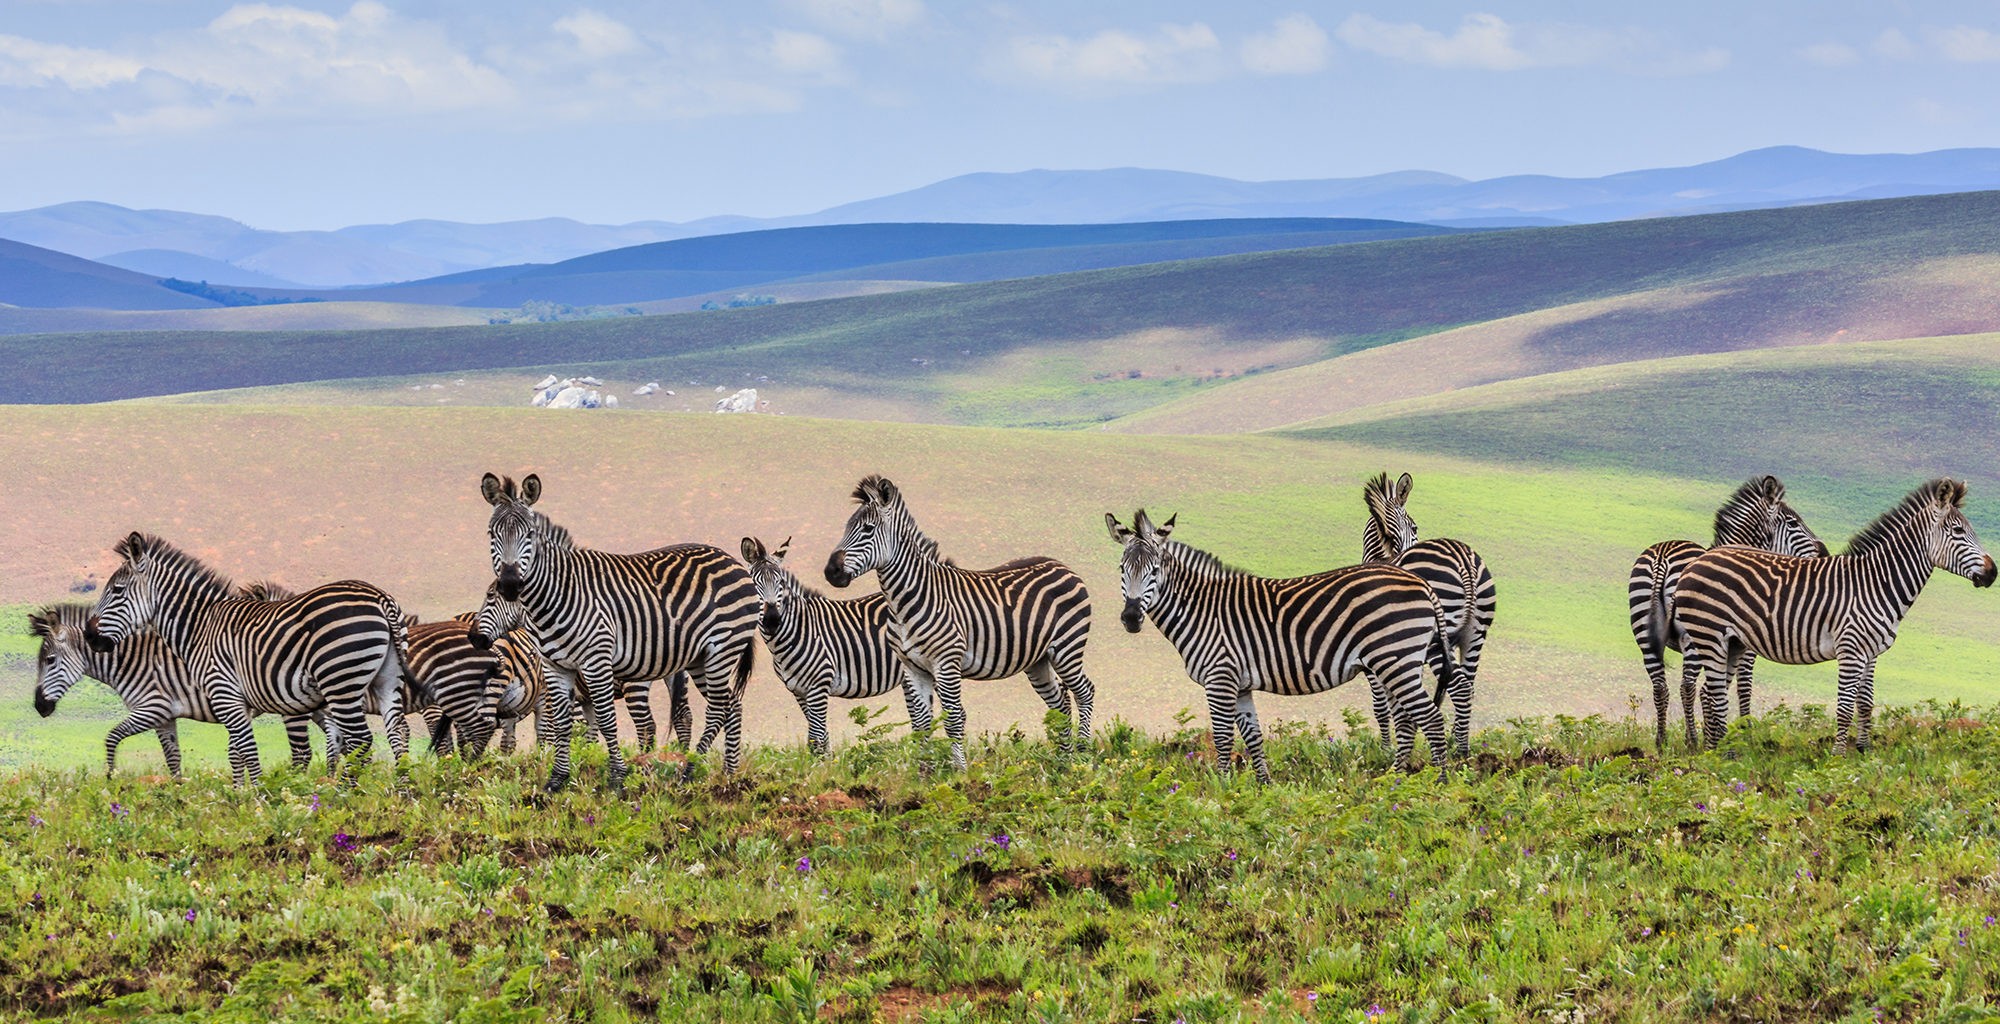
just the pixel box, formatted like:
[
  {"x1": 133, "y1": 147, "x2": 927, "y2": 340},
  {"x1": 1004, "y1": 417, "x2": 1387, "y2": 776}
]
[
  {"x1": 542, "y1": 772, "x2": 571, "y2": 795},
  {"x1": 677, "y1": 762, "x2": 697, "y2": 784}
]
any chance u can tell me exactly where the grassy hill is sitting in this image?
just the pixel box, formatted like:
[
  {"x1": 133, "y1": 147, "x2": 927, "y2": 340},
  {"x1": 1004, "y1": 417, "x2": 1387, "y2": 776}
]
[
  {"x1": 14, "y1": 191, "x2": 2000, "y2": 424},
  {"x1": 0, "y1": 238, "x2": 216, "y2": 311}
]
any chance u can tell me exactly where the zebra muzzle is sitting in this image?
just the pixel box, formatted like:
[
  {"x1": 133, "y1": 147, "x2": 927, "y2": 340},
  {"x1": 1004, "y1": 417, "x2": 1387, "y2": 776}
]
[
  {"x1": 466, "y1": 629, "x2": 494, "y2": 651},
  {"x1": 1121, "y1": 599, "x2": 1144, "y2": 633},
  {"x1": 83, "y1": 620, "x2": 114, "y2": 653},
  {"x1": 1976, "y1": 555, "x2": 1997, "y2": 589},
  {"x1": 33, "y1": 688, "x2": 56, "y2": 717},
  {"x1": 823, "y1": 551, "x2": 852, "y2": 588}
]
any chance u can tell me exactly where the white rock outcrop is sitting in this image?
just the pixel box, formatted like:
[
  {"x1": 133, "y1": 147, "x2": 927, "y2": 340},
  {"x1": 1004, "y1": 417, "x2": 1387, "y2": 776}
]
[
  {"x1": 531, "y1": 374, "x2": 618, "y2": 410},
  {"x1": 633, "y1": 382, "x2": 660, "y2": 396},
  {"x1": 714, "y1": 388, "x2": 758, "y2": 413}
]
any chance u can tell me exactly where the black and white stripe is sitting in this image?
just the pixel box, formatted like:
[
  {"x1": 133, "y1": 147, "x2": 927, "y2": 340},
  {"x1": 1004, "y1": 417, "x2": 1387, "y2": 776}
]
[
  {"x1": 1674, "y1": 479, "x2": 1995, "y2": 751},
  {"x1": 470, "y1": 473, "x2": 758, "y2": 793},
  {"x1": 84, "y1": 533, "x2": 425, "y2": 786},
  {"x1": 743, "y1": 535, "x2": 910, "y2": 756},
  {"x1": 1358, "y1": 472, "x2": 1496, "y2": 758},
  {"x1": 1627, "y1": 475, "x2": 1827, "y2": 747},
  {"x1": 1110, "y1": 510, "x2": 1458, "y2": 781},
  {"x1": 824, "y1": 475, "x2": 1094, "y2": 771}
]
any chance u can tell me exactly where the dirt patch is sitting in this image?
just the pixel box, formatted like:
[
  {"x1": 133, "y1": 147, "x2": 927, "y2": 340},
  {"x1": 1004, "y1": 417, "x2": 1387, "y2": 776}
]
[
  {"x1": 952, "y1": 860, "x2": 1132, "y2": 909},
  {"x1": 875, "y1": 982, "x2": 1015, "y2": 1023}
]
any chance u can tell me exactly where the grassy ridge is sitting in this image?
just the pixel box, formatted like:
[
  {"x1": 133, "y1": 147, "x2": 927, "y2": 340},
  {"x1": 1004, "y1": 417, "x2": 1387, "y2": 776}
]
[
  {"x1": 16, "y1": 190, "x2": 2000, "y2": 409},
  {"x1": 8, "y1": 708, "x2": 2000, "y2": 1021}
]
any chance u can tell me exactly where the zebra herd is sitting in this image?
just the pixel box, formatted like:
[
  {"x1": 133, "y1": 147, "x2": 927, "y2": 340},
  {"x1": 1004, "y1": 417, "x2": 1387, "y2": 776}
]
[{"x1": 23, "y1": 470, "x2": 1995, "y2": 791}]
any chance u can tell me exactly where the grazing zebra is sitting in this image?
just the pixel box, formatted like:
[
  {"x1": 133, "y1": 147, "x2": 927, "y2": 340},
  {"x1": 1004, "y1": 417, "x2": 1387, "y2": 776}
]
[
  {"x1": 824, "y1": 476, "x2": 1095, "y2": 771},
  {"x1": 468, "y1": 473, "x2": 758, "y2": 793},
  {"x1": 1358, "y1": 472, "x2": 1496, "y2": 758},
  {"x1": 1627, "y1": 475, "x2": 1828, "y2": 747},
  {"x1": 450, "y1": 602, "x2": 694, "y2": 753},
  {"x1": 743, "y1": 535, "x2": 912, "y2": 756},
  {"x1": 83, "y1": 533, "x2": 425, "y2": 786},
  {"x1": 29, "y1": 603, "x2": 318, "y2": 777},
  {"x1": 1674, "y1": 479, "x2": 1995, "y2": 751},
  {"x1": 1109, "y1": 510, "x2": 1457, "y2": 781}
]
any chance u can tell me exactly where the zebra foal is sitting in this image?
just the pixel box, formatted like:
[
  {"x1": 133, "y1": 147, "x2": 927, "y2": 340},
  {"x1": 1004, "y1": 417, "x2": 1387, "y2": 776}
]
[
  {"x1": 469, "y1": 472, "x2": 757, "y2": 793},
  {"x1": 1628, "y1": 475, "x2": 1827, "y2": 747},
  {"x1": 1358, "y1": 472, "x2": 1496, "y2": 758},
  {"x1": 743, "y1": 535, "x2": 912, "y2": 756},
  {"x1": 1674, "y1": 479, "x2": 1994, "y2": 751},
  {"x1": 83, "y1": 533, "x2": 423, "y2": 786},
  {"x1": 824, "y1": 475, "x2": 1094, "y2": 771},
  {"x1": 1109, "y1": 510, "x2": 1458, "y2": 782}
]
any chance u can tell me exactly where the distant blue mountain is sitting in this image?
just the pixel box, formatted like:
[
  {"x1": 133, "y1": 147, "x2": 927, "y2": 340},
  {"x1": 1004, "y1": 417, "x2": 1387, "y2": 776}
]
[
  {"x1": 97, "y1": 249, "x2": 304, "y2": 288},
  {"x1": 0, "y1": 237, "x2": 215, "y2": 310},
  {"x1": 8, "y1": 147, "x2": 2000, "y2": 289}
]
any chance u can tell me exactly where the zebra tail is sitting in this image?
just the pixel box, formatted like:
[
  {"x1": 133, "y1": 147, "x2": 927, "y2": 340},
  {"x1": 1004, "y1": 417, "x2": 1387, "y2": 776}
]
[
  {"x1": 1424, "y1": 589, "x2": 1460, "y2": 709},
  {"x1": 383, "y1": 593, "x2": 434, "y2": 706},
  {"x1": 732, "y1": 644, "x2": 754, "y2": 699}
]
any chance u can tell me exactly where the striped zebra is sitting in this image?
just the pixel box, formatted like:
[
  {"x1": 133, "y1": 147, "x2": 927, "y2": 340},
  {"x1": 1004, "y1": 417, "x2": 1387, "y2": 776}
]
[
  {"x1": 1108, "y1": 510, "x2": 1458, "y2": 782},
  {"x1": 83, "y1": 533, "x2": 425, "y2": 786},
  {"x1": 1358, "y1": 472, "x2": 1496, "y2": 758},
  {"x1": 1628, "y1": 475, "x2": 1828, "y2": 747},
  {"x1": 30, "y1": 603, "x2": 321, "y2": 777},
  {"x1": 1674, "y1": 478, "x2": 1995, "y2": 751},
  {"x1": 824, "y1": 475, "x2": 1095, "y2": 771},
  {"x1": 743, "y1": 535, "x2": 912, "y2": 756},
  {"x1": 468, "y1": 473, "x2": 758, "y2": 793}
]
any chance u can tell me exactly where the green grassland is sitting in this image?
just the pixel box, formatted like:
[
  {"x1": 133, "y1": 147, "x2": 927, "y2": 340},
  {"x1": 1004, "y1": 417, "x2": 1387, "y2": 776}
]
[{"x1": 10, "y1": 708, "x2": 2000, "y2": 1021}]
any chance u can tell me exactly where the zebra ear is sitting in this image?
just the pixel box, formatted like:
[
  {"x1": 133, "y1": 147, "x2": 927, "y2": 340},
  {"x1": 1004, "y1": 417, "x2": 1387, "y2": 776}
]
[
  {"x1": 118, "y1": 531, "x2": 149, "y2": 566},
  {"x1": 520, "y1": 474, "x2": 542, "y2": 507},
  {"x1": 740, "y1": 537, "x2": 765, "y2": 563},
  {"x1": 26, "y1": 609, "x2": 53, "y2": 637},
  {"x1": 875, "y1": 477, "x2": 900, "y2": 505},
  {"x1": 1396, "y1": 473, "x2": 1413, "y2": 504},
  {"x1": 774, "y1": 536, "x2": 791, "y2": 561},
  {"x1": 480, "y1": 473, "x2": 508, "y2": 506},
  {"x1": 1939, "y1": 479, "x2": 1968, "y2": 507},
  {"x1": 1157, "y1": 514, "x2": 1177, "y2": 539},
  {"x1": 1105, "y1": 513, "x2": 1132, "y2": 543}
]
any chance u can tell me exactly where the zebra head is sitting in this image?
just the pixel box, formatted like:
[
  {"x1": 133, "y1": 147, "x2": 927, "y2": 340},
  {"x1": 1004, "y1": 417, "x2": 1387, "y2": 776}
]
[
  {"x1": 826, "y1": 475, "x2": 907, "y2": 588},
  {"x1": 28, "y1": 605, "x2": 90, "y2": 717},
  {"x1": 466, "y1": 579, "x2": 526, "y2": 651},
  {"x1": 1105, "y1": 509, "x2": 1176, "y2": 633},
  {"x1": 86, "y1": 532, "x2": 163, "y2": 653},
  {"x1": 1716, "y1": 475, "x2": 1828, "y2": 557},
  {"x1": 480, "y1": 472, "x2": 544, "y2": 601},
  {"x1": 1360, "y1": 472, "x2": 1418, "y2": 561},
  {"x1": 1930, "y1": 480, "x2": 1997, "y2": 587},
  {"x1": 742, "y1": 536, "x2": 796, "y2": 635}
]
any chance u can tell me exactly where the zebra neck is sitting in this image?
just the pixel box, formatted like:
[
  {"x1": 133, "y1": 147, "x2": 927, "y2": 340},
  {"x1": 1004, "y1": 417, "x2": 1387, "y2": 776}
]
[
  {"x1": 1847, "y1": 521, "x2": 1939, "y2": 613},
  {"x1": 154, "y1": 559, "x2": 234, "y2": 651},
  {"x1": 873, "y1": 542, "x2": 947, "y2": 615},
  {"x1": 514, "y1": 545, "x2": 581, "y2": 624}
]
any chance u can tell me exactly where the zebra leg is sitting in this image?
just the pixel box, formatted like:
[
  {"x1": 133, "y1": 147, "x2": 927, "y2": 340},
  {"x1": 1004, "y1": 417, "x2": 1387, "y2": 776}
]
[
  {"x1": 540, "y1": 665, "x2": 581, "y2": 792},
  {"x1": 901, "y1": 663, "x2": 937, "y2": 736},
  {"x1": 1678, "y1": 654, "x2": 1702, "y2": 749},
  {"x1": 425, "y1": 706, "x2": 457, "y2": 757},
  {"x1": 800, "y1": 682, "x2": 831, "y2": 758},
  {"x1": 1024, "y1": 659, "x2": 1073, "y2": 756},
  {"x1": 579, "y1": 667, "x2": 629, "y2": 794},
  {"x1": 932, "y1": 658, "x2": 969, "y2": 772},
  {"x1": 1854, "y1": 658, "x2": 1877, "y2": 753},
  {"x1": 284, "y1": 715, "x2": 315, "y2": 772},
  {"x1": 370, "y1": 653, "x2": 409, "y2": 763},
  {"x1": 211, "y1": 682, "x2": 261, "y2": 788},
  {"x1": 669, "y1": 671, "x2": 693, "y2": 749},
  {"x1": 626, "y1": 678, "x2": 657, "y2": 751},
  {"x1": 1050, "y1": 643, "x2": 1096, "y2": 752},
  {"x1": 1736, "y1": 652, "x2": 1758, "y2": 720},
  {"x1": 498, "y1": 716, "x2": 520, "y2": 754},
  {"x1": 156, "y1": 720, "x2": 183, "y2": 779},
  {"x1": 1638, "y1": 626, "x2": 1671, "y2": 748},
  {"x1": 1368, "y1": 672, "x2": 1394, "y2": 756},
  {"x1": 1698, "y1": 646, "x2": 1732, "y2": 750},
  {"x1": 104, "y1": 709, "x2": 166, "y2": 778},
  {"x1": 1448, "y1": 648, "x2": 1475, "y2": 760},
  {"x1": 1234, "y1": 689, "x2": 1272, "y2": 785},
  {"x1": 1203, "y1": 676, "x2": 1237, "y2": 777}
]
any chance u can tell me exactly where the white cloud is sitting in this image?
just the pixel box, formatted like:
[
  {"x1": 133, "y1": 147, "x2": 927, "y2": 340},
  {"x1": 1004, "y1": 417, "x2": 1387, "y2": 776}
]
[
  {"x1": 1799, "y1": 41, "x2": 1859, "y2": 67},
  {"x1": 1240, "y1": 14, "x2": 1329, "y2": 76},
  {"x1": 1337, "y1": 13, "x2": 1529, "y2": 70},
  {"x1": 1337, "y1": 12, "x2": 1727, "y2": 75},
  {"x1": 1873, "y1": 28, "x2": 1917, "y2": 59},
  {"x1": 785, "y1": 0, "x2": 924, "y2": 41},
  {"x1": 553, "y1": 9, "x2": 646, "y2": 58},
  {"x1": 766, "y1": 29, "x2": 843, "y2": 77},
  {"x1": 1931, "y1": 25, "x2": 2000, "y2": 62},
  {"x1": 0, "y1": 35, "x2": 143, "y2": 89},
  {"x1": 1004, "y1": 22, "x2": 1223, "y2": 87}
]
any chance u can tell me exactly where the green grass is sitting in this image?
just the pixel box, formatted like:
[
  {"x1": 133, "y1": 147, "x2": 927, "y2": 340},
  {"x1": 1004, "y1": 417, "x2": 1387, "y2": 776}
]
[{"x1": 10, "y1": 707, "x2": 2000, "y2": 1021}]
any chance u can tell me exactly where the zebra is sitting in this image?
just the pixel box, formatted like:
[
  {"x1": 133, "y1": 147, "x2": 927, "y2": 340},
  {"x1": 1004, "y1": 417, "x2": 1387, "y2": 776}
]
[
  {"x1": 1627, "y1": 475, "x2": 1828, "y2": 747},
  {"x1": 823, "y1": 475, "x2": 1094, "y2": 772},
  {"x1": 1674, "y1": 478, "x2": 1995, "y2": 752},
  {"x1": 468, "y1": 472, "x2": 758, "y2": 793},
  {"x1": 83, "y1": 532, "x2": 426, "y2": 786},
  {"x1": 743, "y1": 535, "x2": 913, "y2": 756},
  {"x1": 1109, "y1": 510, "x2": 1458, "y2": 782},
  {"x1": 1357, "y1": 471, "x2": 1496, "y2": 758},
  {"x1": 28, "y1": 603, "x2": 314, "y2": 777},
  {"x1": 237, "y1": 579, "x2": 430, "y2": 770}
]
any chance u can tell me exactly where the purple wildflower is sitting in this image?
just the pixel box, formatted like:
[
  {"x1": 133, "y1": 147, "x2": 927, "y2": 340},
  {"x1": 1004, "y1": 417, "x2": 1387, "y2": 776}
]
[
  {"x1": 992, "y1": 834, "x2": 1010, "y2": 850},
  {"x1": 1226, "y1": 850, "x2": 1237, "y2": 861},
  {"x1": 183, "y1": 908, "x2": 196, "y2": 923},
  {"x1": 28, "y1": 814, "x2": 44, "y2": 827},
  {"x1": 331, "y1": 832, "x2": 357, "y2": 853},
  {"x1": 109, "y1": 802, "x2": 127, "y2": 818},
  {"x1": 1366, "y1": 1004, "x2": 1388, "y2": 1021},
  {"x1": 796, "y1": 857, "x2": 812, "y2": 873}
]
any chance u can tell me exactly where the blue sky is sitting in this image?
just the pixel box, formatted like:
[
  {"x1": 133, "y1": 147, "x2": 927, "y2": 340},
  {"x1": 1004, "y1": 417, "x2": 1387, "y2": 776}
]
[{"x1": 4, "y1": 1, "x2": 1999, "y2": 228}]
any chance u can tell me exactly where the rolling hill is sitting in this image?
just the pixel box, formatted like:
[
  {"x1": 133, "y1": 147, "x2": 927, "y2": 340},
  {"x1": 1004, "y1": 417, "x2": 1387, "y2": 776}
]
[
  {"x1": 0, "y1": 237, "x2": 216, "y2": 310},
  {"x1": 14, "y1": 190, "x2": 2000, "y2": 423}
]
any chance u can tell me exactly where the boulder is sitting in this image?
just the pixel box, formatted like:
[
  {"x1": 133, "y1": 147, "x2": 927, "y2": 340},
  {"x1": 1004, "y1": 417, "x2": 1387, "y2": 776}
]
[
  {"x1": 714, "y1": 388, "x2": 758, "y2": 414},
  {"x1": 633, "y1": 382, "x2": 660, "y2": 396},
  {"x1": 533, "y1": 374, "x2": 559, "y2": 390},
  {"x1": 547, "y1": 386, "x2": 590, "y2": 409}
]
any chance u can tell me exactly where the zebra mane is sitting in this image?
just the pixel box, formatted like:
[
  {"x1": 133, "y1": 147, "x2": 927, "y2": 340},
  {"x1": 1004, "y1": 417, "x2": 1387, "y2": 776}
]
[
  {"x1": 1845, "y1": 479, "x2": 1965, "y2": 557},
  {"x1": 1362, "y1": 472, "x2": 1400, "y2": 509},
  {"x1": 526, "y1": 508, "x2": 576, "y2": 551},
  {"x1": 114, "y1": 532, "x2": 236, "y2": 598},
  {"x1": 28, "y1": 602, "x2": 90, "y2": 635},
  {"x1": 236, "y1": 579, "x2": 296, "y2": 602},
  {"x1": 1164, "y1": 540, "x2": 1253, "y2": 580},
  {"x1": 1711, "y1": 475, "x2": 1783, "y2": 547}
]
